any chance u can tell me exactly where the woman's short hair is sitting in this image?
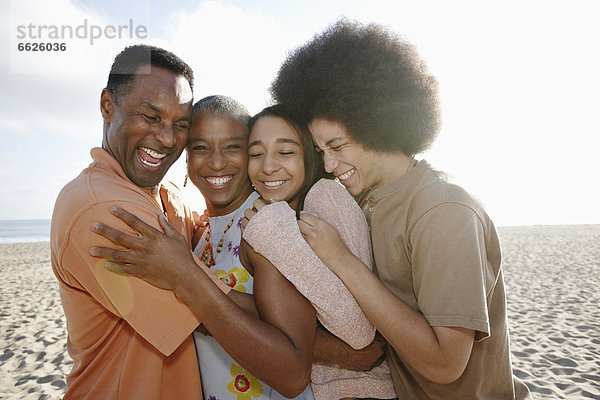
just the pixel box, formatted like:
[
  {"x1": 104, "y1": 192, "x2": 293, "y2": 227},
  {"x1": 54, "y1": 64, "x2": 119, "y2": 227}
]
[{"x1": 193, "y1": 95, "x2": 251, "y2": 127}]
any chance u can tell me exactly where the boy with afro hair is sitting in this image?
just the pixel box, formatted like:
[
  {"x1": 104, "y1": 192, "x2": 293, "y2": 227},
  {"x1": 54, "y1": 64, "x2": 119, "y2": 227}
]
[{"x1": 270, "y1": 19, "x2": 531, "y2": 400}]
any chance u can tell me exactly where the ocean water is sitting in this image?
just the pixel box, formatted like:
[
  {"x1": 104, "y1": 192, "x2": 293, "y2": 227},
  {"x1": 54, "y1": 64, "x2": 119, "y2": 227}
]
[{"x1": 0, "y1": 219, "x2": 51, "y2": 243}]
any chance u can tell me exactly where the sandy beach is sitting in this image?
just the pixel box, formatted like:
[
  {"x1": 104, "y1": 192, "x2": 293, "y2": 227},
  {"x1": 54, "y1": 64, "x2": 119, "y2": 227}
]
[{"x1": 1, "y1": 225, "x2": 599, "y2": 399}]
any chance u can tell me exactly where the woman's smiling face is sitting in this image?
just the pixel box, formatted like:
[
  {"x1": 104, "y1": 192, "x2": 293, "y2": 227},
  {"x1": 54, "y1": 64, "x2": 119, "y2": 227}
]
[
  {"x1": 186, "y1": 112, "x2": 252, "y2": 216},
  {"x1": 247, "y1": 115, "x2": 306, "y2": 211}
]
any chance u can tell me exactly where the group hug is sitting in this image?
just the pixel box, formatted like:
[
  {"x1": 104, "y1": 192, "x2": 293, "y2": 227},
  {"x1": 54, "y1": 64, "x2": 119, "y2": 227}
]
[{"x1": 51, "y1": 19, "x2": 531, "y2": 400}]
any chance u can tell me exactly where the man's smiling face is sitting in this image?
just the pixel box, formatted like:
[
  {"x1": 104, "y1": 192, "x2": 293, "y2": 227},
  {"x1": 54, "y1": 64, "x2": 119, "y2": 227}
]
[{"x1": 101, "y1": 65, "x2": 193, "y2": 188}]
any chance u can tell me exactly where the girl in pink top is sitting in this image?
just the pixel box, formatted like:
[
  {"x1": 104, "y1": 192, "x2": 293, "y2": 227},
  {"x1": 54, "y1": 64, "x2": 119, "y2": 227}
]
[{"x1": 242, "y1": 105, "x2": 395, "y2": 400}]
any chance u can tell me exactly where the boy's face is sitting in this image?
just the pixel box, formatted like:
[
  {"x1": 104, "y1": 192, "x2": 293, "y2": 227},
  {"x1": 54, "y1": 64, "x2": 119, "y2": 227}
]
[
  {"x1": 186, "y1": 113, "x2": 253, "y2": 216},
  {"x1": 309, "y1": 118, "x2": 380, "y2": 196}
]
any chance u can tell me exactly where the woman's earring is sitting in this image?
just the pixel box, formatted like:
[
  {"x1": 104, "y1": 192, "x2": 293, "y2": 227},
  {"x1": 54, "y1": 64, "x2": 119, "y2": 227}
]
[{"x1": 184, "y1": 174, "x2": 189, "y2": 187}]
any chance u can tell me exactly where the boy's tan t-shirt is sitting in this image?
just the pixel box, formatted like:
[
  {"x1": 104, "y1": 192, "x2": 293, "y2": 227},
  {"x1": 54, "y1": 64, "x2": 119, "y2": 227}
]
[{"x1": 361, "y1": 160, "x2": 530, "y2": 399}]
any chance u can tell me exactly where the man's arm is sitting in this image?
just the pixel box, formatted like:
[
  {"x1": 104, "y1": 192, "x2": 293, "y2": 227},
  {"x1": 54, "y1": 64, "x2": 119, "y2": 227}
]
[
  {"x1": 298, "y1": 211, "x2": 475, "y2": 384},
  {"x1": 91, "y1": 206, "x2": 314, "y2": 398},
  {"x1": 65, "y1": 202, "x2": 201, "y2": 356},
  {"x1": 197, "y1": 291, "x2": 258, "y2": 336}
]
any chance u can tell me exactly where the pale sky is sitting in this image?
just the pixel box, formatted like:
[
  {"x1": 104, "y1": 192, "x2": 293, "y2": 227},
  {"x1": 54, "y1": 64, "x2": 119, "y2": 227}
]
[{"x1": 1, "y1": 0, "x2": 599, "y2": 226}]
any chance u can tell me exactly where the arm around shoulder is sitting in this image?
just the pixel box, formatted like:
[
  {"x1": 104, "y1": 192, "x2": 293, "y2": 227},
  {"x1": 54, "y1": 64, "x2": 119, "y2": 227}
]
[
  {"x1": 244, "y1": 199, "x2": 375, "y2": 349},
  {"x1": 70, "y1": 202, "x2": 202, "y2": 356},
  {"x1": 303, "y1": 201, "x2": 483, "y2": 383}
]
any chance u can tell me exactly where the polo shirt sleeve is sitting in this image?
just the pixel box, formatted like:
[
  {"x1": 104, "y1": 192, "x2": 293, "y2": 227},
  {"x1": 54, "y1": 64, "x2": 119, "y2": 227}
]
[
  {"x1": 409, "y1": 202, "x2": 491, "y2": 339},
  {"x1": 59, "y1": 201, "x2": 206, "y2": 356}
]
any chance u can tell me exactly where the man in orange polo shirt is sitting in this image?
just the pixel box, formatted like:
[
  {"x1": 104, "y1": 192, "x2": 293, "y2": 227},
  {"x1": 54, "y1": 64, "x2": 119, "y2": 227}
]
[{"x1": 51, "y1": 44, "x2": 231, "y2": 399}]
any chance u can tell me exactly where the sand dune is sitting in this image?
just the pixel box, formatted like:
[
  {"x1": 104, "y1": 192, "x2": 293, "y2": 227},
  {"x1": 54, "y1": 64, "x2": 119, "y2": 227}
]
[{"x1": 1, "y1": 225, "x2": 599, "y2": 399}]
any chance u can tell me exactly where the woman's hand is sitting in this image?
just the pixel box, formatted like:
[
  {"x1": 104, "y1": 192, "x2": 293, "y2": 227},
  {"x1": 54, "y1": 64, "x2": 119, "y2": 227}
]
[
  {"x1": 297, "y1": 211, "x2": 352, "y2": 275},
  {"x1": 89, "y1": 205, "x2": 196, "y2": 292}
]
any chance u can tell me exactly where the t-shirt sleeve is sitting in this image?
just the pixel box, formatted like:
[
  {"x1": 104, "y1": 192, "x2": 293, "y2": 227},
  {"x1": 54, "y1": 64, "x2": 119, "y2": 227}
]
[
  {"x1": 60, "y1": 201, "x2": 202, "y2": 356},
  {"x1": 410, "y1": 202, "x2": 491, "y2": 339}
]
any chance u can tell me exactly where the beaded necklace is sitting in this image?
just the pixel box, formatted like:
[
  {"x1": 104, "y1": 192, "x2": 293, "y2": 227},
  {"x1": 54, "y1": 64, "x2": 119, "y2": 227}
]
[{"x1": 199, "y1": 216, "x2": 235, "y2": 268}]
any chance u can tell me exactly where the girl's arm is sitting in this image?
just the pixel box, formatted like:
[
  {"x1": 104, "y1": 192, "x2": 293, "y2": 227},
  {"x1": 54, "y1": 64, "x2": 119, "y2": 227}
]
[{"x1": 242, "y1": 180, "x2": 375, "y2": 350}]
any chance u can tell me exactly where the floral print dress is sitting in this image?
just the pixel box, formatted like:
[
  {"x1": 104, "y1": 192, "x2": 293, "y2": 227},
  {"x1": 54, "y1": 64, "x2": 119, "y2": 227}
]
[{"x1": 193, "y1": 192, "x2": 314, "y2": 400}]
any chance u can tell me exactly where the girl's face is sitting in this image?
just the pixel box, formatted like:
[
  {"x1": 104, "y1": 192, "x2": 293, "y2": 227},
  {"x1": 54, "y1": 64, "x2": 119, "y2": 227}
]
[{"x1": 248, "y1": 115, "x2": 306, "y2": 211}]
